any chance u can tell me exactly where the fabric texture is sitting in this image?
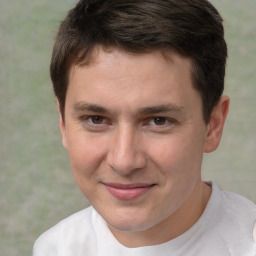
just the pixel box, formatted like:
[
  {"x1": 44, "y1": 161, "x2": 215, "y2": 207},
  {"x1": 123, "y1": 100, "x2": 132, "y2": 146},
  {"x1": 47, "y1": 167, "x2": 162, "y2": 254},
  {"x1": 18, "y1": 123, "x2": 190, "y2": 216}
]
[{"x1": 33, "y1": 182, "x2": 256, "y2": 256}]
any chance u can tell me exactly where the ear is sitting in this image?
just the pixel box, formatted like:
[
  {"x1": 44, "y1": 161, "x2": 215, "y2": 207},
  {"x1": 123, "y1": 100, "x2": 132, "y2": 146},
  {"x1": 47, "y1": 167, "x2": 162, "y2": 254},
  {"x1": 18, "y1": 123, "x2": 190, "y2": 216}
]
[
  {"x1": 56, "y1": 99, "x2": 68, "y2": 149},
  {"x1": 204, "y1": 95, "x2": 230, "y2": 153}
]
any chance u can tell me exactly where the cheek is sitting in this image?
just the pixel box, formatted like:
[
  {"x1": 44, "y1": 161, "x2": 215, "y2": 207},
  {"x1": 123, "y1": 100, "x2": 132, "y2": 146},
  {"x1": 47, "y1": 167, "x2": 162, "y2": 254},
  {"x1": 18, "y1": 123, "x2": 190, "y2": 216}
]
[
  {"x1": 149, "y1": 133, "x2": 204, "y2": 178},
  {"x1": 148, "y1": 135, "x2": 205, "y2": 212},
  {"x1": 67, "y1": 133, "x2": 106, "y2": 178},
  {"x1": 66, "y1": 136, "x2": 107, "y2": 201}
]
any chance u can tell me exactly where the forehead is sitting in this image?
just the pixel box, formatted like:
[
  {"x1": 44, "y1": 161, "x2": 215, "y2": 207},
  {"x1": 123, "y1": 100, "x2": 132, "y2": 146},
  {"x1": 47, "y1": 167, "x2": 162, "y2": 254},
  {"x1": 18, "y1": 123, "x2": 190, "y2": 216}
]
[
  {"x1": 83, "y1": 46, "x2": 192, "y2": 72},
  {"x1": 67, "y1": 47, "x2": 201, "y2": 116},
  {"x1": 70, "y1": 46, "x2": 194, "y2": 88}
]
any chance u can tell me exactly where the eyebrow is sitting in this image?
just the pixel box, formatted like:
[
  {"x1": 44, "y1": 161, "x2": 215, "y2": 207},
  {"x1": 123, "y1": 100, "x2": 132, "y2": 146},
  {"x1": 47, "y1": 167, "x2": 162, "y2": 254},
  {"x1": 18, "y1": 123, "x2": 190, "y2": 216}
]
[
  {"x1": 137, "y1": 104, "x2": 184, "y2": 115},
  {"x1": 73, "y1": 101, "x2": 184, "y2": 116},
  {"x1": 73, "y1": 102, "x2": 109, "y2": 114}
]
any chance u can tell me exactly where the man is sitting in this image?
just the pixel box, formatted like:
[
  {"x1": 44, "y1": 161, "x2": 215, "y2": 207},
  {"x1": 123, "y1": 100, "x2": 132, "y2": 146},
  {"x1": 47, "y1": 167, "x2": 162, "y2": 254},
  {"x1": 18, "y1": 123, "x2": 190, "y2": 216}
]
[{"x1": 33, "y1": 0, "x2": 256, "y2": 255}]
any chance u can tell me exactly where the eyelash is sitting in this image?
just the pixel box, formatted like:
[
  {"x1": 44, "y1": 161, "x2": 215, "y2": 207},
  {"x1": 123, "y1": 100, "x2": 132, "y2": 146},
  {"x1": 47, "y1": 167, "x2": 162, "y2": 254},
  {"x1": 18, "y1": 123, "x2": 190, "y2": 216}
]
[
  {"x1": 80, "y1": 115, "x2": 110, "y2": 126},
  {"x1": 79, "y1": 115, "x2": 176, "y2": 131},
  {"x1": 147, "y1": 117, "x2": 174, "y2": 126}
]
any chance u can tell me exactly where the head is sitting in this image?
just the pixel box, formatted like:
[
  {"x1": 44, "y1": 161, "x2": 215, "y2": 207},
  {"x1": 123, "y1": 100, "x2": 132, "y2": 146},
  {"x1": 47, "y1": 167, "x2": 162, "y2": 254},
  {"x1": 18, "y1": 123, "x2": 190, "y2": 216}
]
[
  {"x1": 51, "y1": 0, "x2": 229, "y2": 247},
  {"x1": 51, "y1": 0, "x2": 227, "y2": 124}
]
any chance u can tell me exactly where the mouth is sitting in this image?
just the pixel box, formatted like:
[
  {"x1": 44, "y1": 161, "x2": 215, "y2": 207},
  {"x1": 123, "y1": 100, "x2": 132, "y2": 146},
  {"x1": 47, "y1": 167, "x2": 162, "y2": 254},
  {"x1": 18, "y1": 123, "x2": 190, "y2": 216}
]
[{"x1": 103, "y1": 183, "x2": 156, "y2": 200}]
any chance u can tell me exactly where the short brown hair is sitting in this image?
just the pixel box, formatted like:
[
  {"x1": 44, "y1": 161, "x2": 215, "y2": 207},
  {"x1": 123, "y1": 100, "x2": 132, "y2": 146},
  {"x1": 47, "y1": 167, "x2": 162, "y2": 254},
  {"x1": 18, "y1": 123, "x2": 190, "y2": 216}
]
[{"x1": 50, "y1": 0, "x2": 227, "y2": 123}]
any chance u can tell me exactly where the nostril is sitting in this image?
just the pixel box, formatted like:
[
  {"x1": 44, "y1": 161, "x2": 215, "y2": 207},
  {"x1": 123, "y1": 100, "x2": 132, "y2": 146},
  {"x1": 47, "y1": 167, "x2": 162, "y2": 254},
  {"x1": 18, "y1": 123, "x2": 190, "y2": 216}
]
[{"x1": 107, "y1": 152, "x2": 146, "y2": 176}]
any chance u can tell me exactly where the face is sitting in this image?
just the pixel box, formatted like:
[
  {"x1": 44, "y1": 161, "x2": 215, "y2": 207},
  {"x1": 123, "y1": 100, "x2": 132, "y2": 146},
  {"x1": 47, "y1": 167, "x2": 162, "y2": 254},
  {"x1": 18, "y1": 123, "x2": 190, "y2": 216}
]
[{"x1": 59, "y1": 47, "x2": 228, "y2": 246}]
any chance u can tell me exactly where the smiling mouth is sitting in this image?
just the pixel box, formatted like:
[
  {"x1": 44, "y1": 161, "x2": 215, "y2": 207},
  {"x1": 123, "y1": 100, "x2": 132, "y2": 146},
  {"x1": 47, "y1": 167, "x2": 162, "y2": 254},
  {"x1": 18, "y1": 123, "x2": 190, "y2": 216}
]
[{"x1": 103, "y1": 183, "x2": 155, "y2": 200}]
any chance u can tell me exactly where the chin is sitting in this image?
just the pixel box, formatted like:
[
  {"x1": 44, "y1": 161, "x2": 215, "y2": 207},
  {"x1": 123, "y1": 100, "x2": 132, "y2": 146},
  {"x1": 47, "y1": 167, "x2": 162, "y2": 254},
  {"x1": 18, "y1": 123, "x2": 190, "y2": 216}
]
[{"x1": 104, "y1": 209, "x2": 159, "y2": 233}]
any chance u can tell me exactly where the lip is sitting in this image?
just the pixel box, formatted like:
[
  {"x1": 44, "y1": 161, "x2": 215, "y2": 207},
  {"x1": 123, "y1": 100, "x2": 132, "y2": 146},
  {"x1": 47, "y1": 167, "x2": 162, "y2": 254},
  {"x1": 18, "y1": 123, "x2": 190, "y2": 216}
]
[{"x1": 103, "y1": 183, "x2": 155, "y2": 200}]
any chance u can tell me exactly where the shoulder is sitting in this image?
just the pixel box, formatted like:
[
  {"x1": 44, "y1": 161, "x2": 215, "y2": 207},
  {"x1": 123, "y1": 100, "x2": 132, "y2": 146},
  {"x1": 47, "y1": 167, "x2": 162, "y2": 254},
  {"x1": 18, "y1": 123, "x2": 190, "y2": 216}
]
[
  {"x1": 209, "y1": 182, "x2": 256, "y2": 221},
  {"x1": 33, "y1": 206, "x2": 97, "y2": 256},
  {"x1": 220, "y1": 188, "x2": 256, "y2": 223},
  {"x1": 221, "y1": 188, "x2": 256, "y2": 207},
  {"x1": 210, "y1": 183, "x2": 256, "y2": 255}
]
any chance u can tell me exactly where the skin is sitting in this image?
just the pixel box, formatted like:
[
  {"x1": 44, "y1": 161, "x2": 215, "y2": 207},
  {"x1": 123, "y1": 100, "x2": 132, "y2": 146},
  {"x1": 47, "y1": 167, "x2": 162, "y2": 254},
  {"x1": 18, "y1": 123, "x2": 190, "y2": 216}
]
[{"x1": 58, "y1": 47, "x2": 229, "y2": 247}]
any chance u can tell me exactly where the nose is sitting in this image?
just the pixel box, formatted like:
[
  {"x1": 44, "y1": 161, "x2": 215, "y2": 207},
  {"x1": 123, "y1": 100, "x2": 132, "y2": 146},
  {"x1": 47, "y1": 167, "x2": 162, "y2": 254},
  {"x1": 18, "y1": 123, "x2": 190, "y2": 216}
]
[{"x1": 106, "y1": 125, "x2": 147, "y2": 175}]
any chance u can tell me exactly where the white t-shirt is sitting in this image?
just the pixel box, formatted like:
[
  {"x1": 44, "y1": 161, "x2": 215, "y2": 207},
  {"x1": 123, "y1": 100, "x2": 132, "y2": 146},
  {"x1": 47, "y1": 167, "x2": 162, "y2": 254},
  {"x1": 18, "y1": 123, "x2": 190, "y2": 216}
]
[{"x1": 33, "y1": 182, "x2": 256, "y2": 256}]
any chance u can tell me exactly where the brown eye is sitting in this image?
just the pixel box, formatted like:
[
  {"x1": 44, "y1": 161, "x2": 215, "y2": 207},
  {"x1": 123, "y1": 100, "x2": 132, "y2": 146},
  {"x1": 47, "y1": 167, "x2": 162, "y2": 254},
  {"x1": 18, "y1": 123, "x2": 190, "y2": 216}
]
[
  {"x1": 153, "y1": 117, "x2": 166, "y2": 125},
  {"x1": 90, "y1": 116, "x2": 104, "y2": 124}
]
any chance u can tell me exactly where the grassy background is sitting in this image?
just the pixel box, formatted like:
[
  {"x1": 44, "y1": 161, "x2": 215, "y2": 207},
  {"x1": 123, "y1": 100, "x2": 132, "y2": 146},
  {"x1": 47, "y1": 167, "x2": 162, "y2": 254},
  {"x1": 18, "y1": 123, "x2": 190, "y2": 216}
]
[{"x1": 0, "y1": 0, "x2": 255, "y2": 255}]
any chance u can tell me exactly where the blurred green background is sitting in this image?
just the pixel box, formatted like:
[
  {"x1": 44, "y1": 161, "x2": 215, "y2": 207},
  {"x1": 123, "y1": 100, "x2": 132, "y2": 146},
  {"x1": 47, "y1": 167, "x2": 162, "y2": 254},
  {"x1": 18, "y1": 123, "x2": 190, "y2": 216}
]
[{"x1": 0, "y1": 0, "x2": 255, "y2": 255}]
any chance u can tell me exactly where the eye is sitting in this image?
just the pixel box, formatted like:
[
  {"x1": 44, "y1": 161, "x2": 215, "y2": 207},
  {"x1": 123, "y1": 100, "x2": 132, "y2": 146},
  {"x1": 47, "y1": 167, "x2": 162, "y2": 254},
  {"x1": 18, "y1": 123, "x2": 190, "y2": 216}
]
[
  {"x1": 145, "y1": 116, "x2": 177, "y2": 131},
  {"x1": 79, "y1": 115, "x2": 111, "y2": 132},
  {"x1": 152, "y1": 117, "x2": 167, "y2": 125},
  {"x1": 89, "y1": 116, "x2": 105, "y2": 124}
]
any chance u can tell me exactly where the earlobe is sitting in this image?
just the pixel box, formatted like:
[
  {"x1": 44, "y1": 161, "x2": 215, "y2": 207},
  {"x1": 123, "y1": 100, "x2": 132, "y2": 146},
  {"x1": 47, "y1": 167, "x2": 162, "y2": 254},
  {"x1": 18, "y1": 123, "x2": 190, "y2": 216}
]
[
  {"x1": 56, "y1": 99, "x2": 68, "y2": 149},
  {"x1": 204, "y1": 95, "x2": 230, "y2": 153}
]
